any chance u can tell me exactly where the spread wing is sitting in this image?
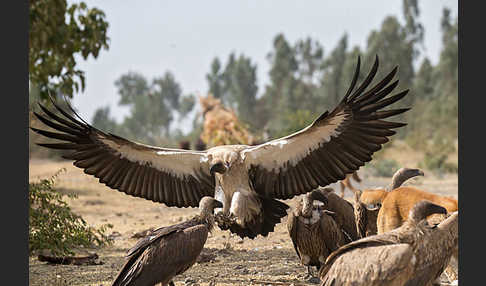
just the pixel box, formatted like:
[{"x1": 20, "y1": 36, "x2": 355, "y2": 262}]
[
  {"x1": 31, "y1": 99, "x2": 215, "y2": 207},
  {"x1": 244, "y1": 55, "x2": 410, "y2": 200}
]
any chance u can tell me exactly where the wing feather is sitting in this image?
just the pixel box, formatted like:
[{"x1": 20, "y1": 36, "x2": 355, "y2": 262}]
[
  {"x1": 31, "y1": 100, "x2": 215, "y2": 208},
  {"x1": 245, "y1": 56, "x2": 409, "y2": 199}
]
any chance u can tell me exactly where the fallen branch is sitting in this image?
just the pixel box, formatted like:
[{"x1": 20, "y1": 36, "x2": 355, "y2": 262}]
[{"x1": 38, "y1": 252, "x2": 101, "y2": 265}]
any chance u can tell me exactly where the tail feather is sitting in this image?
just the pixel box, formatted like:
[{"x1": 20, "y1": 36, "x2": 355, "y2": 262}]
[{"x1": 228, "y1": 197, "x2": 289, "y2": 239}]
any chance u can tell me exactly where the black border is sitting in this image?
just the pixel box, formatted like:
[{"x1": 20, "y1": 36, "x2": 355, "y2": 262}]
[
  {"x1": 3, "y1": 0, "x2": 29, "y2": 284},
  {"x1": 458, "y1": 0, "x2": 479, "y2": 284}
]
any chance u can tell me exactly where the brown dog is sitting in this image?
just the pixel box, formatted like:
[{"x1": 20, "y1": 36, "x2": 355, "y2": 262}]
[
  {"x1": 339, "y1": 172, "x2": 361, "y2": 198},
  {"x1": 360, "y1": 186, "x2": 458, "y2": 234}
]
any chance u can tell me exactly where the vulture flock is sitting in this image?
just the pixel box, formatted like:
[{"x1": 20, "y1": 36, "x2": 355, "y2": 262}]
[{"x1": 31, "y1": 56, "x2": 458, "y2": 286}]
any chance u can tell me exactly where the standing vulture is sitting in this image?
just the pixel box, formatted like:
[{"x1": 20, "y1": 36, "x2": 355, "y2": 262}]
[
  {"x1": 112, "y1": 196, "x2": 222, "y2": 286},
  {"x1": 31, "y1": 55, "x2": 411, "y2": 239},
  {"x1": 287, "y1": 188, "x2": 351, "y2": 279},
  {"x1": 319, "y1": 200, "x2": 448, "y2": 286}
]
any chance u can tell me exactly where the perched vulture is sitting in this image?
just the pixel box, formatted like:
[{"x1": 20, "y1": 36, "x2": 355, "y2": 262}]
[
  {"x1": 315, "y1": 187, "x2": 358, "y2": 241},
  {"x1": 31, "y1": 55, "x2": 411, "y2": 239},
  {"x1": 353, "y1": 167, "x2": 425, "y2": 238},
  {"x1": 319, "y1": 200, "x2": 448, "y2": 286},
  {"x1": 287, "y1": 189, "x2": 351, "y2": 278},
  {"x1": 112, "y1": 197, "x2": 222, "y2": 286}
]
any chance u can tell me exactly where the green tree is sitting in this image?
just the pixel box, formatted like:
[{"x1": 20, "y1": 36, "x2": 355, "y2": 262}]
[
  {"x1": 292, "y1": 37, "x2": 325, "y2": 113},
  {"x1": 221, "y1": 54, "x2": 259, "y2": 130},
  {"x1": 114, "y1": 71, "x2": 195, "y2": 144},
  {"x1": 413, "y1": 58, "x2": 435, "y2": 99},
  {"x1": 91, "y1": 106, "x2": 118, "y2": 134},
  {"x1": 320, "y1": 33, "x2": 348, "y2": 107},
  {"x1": 262, "y1": 34, "x2": 299, "y2": 137},
  {"x1": 29, "y1": 0, "x2": 109, "y2": 100},
  {"x1": 364, "y1": 16, "x2": 416, "y2": 118},
  {"x1": 206, "y1": 57, "x2": 224, "y2": 100},
  {"x1": 403, "y1": 0, "x2": 425, "y2": 56}
]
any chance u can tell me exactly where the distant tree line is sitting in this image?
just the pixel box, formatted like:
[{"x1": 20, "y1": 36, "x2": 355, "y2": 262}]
[{"x1": 29, "y1": 0, "x2": 457, "y2": 172}]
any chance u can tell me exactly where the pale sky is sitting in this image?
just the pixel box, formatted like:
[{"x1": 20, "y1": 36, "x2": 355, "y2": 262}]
[{"x1": 70, "y1": 0, "x2": 458, "y2": 133}]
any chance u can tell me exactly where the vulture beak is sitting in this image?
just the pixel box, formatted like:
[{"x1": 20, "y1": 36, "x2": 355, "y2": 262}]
[
  {"x1": 411, "y1": 168, "x2": 425, "y2": 177},
  {"x1": 210, "y1": 161, "x2": 227, "y2": 175},
  {"x1": 213, "y1": 200, "x2": 223, "y2": 209}
]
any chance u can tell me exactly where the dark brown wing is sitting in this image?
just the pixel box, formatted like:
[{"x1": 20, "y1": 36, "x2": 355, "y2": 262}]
[
  {"x1": 126, "y1": 218, "x2": 200, "y2": 258},
  {"x1": 31, "y1": 99, "x2": 215, "y2": 208},
  {"x1": 113, "y1": 222, "x2": 208, "y2": 286},
  {"x1": 244, "y1": 55, "x2": 409, "y2": 200},
  {"x1": 320, "y1": 243, "x2": 414, "y2": 286},
  {"x1": 319, "y1": 212, "x2": 347, "y2": 252}
]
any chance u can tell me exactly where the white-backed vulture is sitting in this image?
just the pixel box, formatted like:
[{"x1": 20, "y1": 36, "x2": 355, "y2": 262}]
[
  {"x1": 31, "y1": 55, "x2": 411, "y2": 239},
  {"x1": 353, "y1": 167, "x2": 425, "y2": 238},
  {"x1": 287, "y1": 189, "x2": 351, "y2": 278},
  {"x1": 319, "y1": 200, "x2": 448, "y2": 286},
  {"x1": 112, "y1": 197, "x2": 222, "y2": 286}
]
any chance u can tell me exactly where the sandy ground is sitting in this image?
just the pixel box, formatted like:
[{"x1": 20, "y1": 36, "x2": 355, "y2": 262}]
[{"x1": 28, "y1": 159, "x2": 458, "y2": 286}]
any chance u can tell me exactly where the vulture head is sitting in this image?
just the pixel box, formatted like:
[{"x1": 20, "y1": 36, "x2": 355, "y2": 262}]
[
  {"x1": 388, "y1": 167, "x2": 425, "y2": 191},
  {"x1": 301, "y1": 189, "x2": 330, "y2": 218},
  {"x1": 408, "y1": 200, "x2": 447, "y2": 225},
  {"x1": 199, "y1": 196, "x2": 223, "y2": 214}
]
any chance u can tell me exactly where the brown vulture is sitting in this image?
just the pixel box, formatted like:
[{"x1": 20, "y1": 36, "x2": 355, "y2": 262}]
[
  {"x1": 319, "y1": 200, "x2": 449, "y2": 286},
  {"x1": 112, "y1": 196, "x2": 222, "y2": 286},
  {"x1": 287, "y1": 188, "x2": 352, "y2": 279},
  {"x1": 31, "y1": 55, "x2": 411, "y2": 239}
]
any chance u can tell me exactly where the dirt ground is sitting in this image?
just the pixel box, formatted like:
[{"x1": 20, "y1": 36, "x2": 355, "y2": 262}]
[{"x1": 28, "y1": 159, "x2": 458, "y2": 286}]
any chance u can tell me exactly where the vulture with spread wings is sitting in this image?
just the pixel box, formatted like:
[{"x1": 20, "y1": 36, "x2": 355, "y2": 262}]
[{"x1": 31, "y1": 55, "x2": 411, "y2": 239}]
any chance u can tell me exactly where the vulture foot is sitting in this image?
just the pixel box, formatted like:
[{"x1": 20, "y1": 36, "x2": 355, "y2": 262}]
[
  {"x1": 304, "y1": 266, "x2": 320, "y2": 283},
  {"x1": 214, "y1": 212, "x2": 238, "y2": 230}
]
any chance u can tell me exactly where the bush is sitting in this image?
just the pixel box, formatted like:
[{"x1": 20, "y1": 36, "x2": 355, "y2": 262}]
[
  {"x1": 368, "y1": 158, "x2": 400, "y2": 177},
  {"x1": 421, "y1": 152, "x2": 458, "y2": 175},
  {"x1": 29, "y1": 168, "x2": 113, "y2": 256}
]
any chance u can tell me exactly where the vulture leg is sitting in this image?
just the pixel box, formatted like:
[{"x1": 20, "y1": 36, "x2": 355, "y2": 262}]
[{"x1": 303, "y1": 265, "x2": 315, "y2": 279}]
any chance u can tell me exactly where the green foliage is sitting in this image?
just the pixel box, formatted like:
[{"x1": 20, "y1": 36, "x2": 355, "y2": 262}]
[
  {"x1": 271, "y1": 109, "x2": 318, "y2": 139},
  {"x1": 320, "y1": 33, "x2": 348, "y2": 107},
  {"x1": 91, "y1": 106, "x2": 118, "y2": 133},
  {"x1": 112, "y1": 71, "x2": 196, "y2": 145},
  {"x1": 367, "y1": 159, "x2": 400, "y2": 177},
  {"x1": 206, "y1": 57, "x2": 224, "y2": 100},
  {"x1": 29, "y1": 169, "x2": 113, "y2": 256},
  {"x1": 421, "y1": 152, "x2": 457, "y2": 174},
  {"x1": 29, "y1": 0, "x2": 109, "y2": 100}
]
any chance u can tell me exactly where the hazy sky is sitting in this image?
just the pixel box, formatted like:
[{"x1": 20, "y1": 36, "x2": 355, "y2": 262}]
[{"x1": 70, "y1": 0, "x2": 457, "y2": 133}]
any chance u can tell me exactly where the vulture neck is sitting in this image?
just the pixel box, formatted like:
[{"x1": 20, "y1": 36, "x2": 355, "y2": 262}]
[{"x1": 197, "y1": 209, "x2": 216, "y2": 233}]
